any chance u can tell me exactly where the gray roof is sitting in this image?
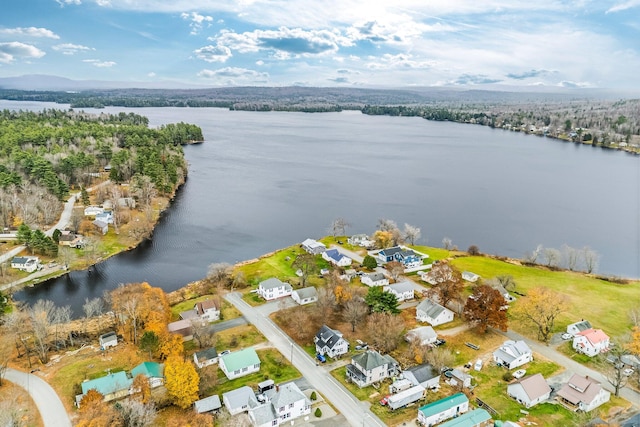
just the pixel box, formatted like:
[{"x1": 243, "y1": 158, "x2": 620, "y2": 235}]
[
  {"x1": 493, "y1": 340, "x2": 532, "y2": 364},
  {"x1": 195, "y1": 347, "x2": 218, "y2": 361},
  {"x1": 416, "y1": 298, "x2": 448, "y2": 318},
  {"x1": 352, "y1": 350, "x2": 397, "y2": 371},
  {"x1": 259, "y1": 277, "x2": 289, "y2": 290},
  {"x1": 250, "y1": 402, "x2": 278, "y2": 425},
  {"x1": 386, "y1": 281, "x2": 415, "y2": 293},
  {"x1": 570, "y1": 320, "x2": 593, "y2": 332},
  {"x1": 405, "y1": 364, "x2": 439, "y2": 385},
  {"x1": 293, "y1": 287, "x2": 317, "y2": 300},
  {"x1": 270, "y1": 382, "x2": 309, "y2": 409},
  {"x1": 406, "y1": 326, "x2": 437, "y2": 343},
  {"x1": 223, "y1": 386, "x2": 257, "y2": 410},
  {"x1": 315, "y1": 325, "x2": 345, "y2": 350},
  {"x1": 380, "y1": 246, "x2": 403, "y2": 256},
  {"x1": 363, "y1": 272, "x2": 386, "y2": 282},
  {"x1": 194, "y1": 395, "x2": 221, "y2": 413}
]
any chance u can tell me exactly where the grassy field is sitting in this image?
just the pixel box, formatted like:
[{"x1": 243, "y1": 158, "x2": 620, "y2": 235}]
[
  {"x1": 215, "y1": 324, "x2": 266, "y2": 350},
  {"x1": 450, "y1": 255, "x2": 639, "y2": 338},
  {"x1": 208, "y1": 348, "x2": 301, "y2": 395},
  {"x1": 410, "y1": 245, "x2": 451, "y2": 262},
  {"x1": 235, "y1": 244, "x2": 304, "y2": 283}
]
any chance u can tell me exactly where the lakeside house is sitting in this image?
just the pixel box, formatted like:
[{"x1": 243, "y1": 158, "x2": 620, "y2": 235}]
[
  {"x1": 99, "y1": 331, "x2": 118, "y2": 350},
  {"x1": 462, "y1": 271, "x2": 480, "y2": 282},
  {"x1": 257, "y1": 278, "x2": 293, "y2": 301},
  {"x1": 301, "y1": 238, "x2": 326, "y2": 254},
  {"x1": 378, "y1": 246, "x2": 423, "y2": 268},
  {"x1": 10, "y1": 256, "x2": 40, "y2": 273},
  {"x1": 322, "y1": 248, "x2": 352, "y2": 267},
  {"x1": 194, "y1": 299, "x2": 221, "y2": 322},
  {"x1": 348, "y1": 234, "x2": 374, "y2": 248},
  {"x1": 78, "y1": 371, "x2": 133, "y2": 406}
]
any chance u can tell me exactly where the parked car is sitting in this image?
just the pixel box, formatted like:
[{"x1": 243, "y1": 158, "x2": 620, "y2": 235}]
[
  {"x1": 433, "y1": 338, "x2": 446, "y2": 347},
  {"x1": 474, "y1": 359, "x2": 483, "y2": 371},
  {"x1": 316, "y1": 353, "x2": 326, "y2": 363},
  {"x1": 379, "y1": 395, "x2": 390, "y2": 406},
  {"x1": 220, "y1": 350, "x2": 231, "y2": 356},
  {"x1": 513, "y1": 369, "x2": 527, "y2": 379},
  {"x1": 623, "y1": 368, "x2": 634, "y2": 376},
  {"x1": 355, "y1": 343, "x2": 368, "y2": 350},
  {"x1": 561, "y1": 333, "x2": 573, "y2": 340}
]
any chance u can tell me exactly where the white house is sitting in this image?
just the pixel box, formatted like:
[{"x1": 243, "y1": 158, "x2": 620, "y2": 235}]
[
  {"x1": 556, "y1": 374, "x2": 611, "y2": 413},
  {"x1": 348, "y1": 234, "x2": 374, "y2": 248},
  {"x1": 383, "y1": 281, "x2": 415, "y2": 301},
  {"x1": 462, "y1": 271, "x2": 480, "y2": 282},
  {"x1": 402, "y1": 364, "x2": 441, "y2": 390},
  {"x1": 322, "y1": 248, "x2": 352, "y2": 267},
  {"x1": 291, "y1": 287, "x2": 318, "y2": 305},
  {"x1": 493, "y1": 340, "x2": 533, "y2": 369},
  {"x1": 346, "y1": 350, "x2": 399, "y2": 388},
  {"x1": 416, "y1": 299, "x2": 454, "y2": 326},
  {"x1": 194, "y1": 299, "x2": 220, "y2": 322},
  {"x1": 573, "y1": 328, "x2": 610, "y2": 357},
  {"x1": 361, "y1": 272, "x2": 389, "y2": 287},
  {"x1": 301, "y1": 238, "x2": 326, "y2": 254},
  {"x1": 248, "y1": 381, "x2": 312, "y2": 427},
  {"x1": 257, "y1": 278, "x2": 293, "y2": 301},
  {"x1": 507, "y1": 373, "x2": 551, "y2": 408},
  {"x1": 445, "y1": 369, "x2": 473, "y2": 389},
  {"x1": 99, "y1": 331, "x2": 118, "y2": 349},
  {"x1": 417, "y1": 393, "x2": 469, "y2": 426},
  {"x1": 315, "y1": 325, "x2": 349, "y2": 358},
  {"x1": 194, "y1": 395, "x2": 222, "y2": 414},
  {"x1": 10, "y1": 256, "x2": 40, "y2": 273},
  {"x1": 193, "y1": 347, "x2": 218, "y2": 368},
  {"x1": 405, "y1": 326, "x2": 437, "y2": 346},
  {"x1": 222, "y1": 386, "x2": 257, "y2": 415},
  {"x1": 567, "y1": 320, "x2": 593, "y2": 336},
  {"x1": 219, "y1": 348, "x2": 261, "y2": 380},
  {"x1": 84, "y1": 206, "x2": 104, "y2": 217}
]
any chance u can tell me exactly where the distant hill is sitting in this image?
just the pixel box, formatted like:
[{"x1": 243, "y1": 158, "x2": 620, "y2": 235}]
[{"x1": 0, "y1": 74, "x2": 207, "y2": 91}]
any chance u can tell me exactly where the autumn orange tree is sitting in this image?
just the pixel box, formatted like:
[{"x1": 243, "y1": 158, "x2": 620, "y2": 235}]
[
  {"x1": 629, "y1": 326, "x2": 640, "y2": 356},
  {"x1": 77, "y1": 389, "x2": 122, "y2": 427},
  {"x1": 511, "y1": 287, "x2": 569, "y2": 342},
  {"x1": 463, "y1": 284, "x2": 508, "y2": 333},
  {"x1": 164, "y1": 355, "x2": 200, "y2": 409}
]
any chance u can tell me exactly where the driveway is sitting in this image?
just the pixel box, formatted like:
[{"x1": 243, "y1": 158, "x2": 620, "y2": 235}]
[
  {"x1": 5, "y1": 368, "x2": 72, "y2": 427},
  {"x1": 207, "y1": 316, "x2": 248, "y2": 333},
  {"x1": 225, "y1": 292, "x2": 386, "y2": 427}
]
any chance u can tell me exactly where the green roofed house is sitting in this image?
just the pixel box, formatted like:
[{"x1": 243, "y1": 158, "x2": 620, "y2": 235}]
[
  {"x1": 78, "y1": 371, "x2": 133, "y2": 406},
  {"x1": 219, "y1": 348, "x2": 261, "y2": 380},
  {"x1": 417, "y1": 392, "x2": 469, "y2": 426},
  {"x1": 438, "y1": 408, "x2": 492, "y2": 427},
  {"x1": 131, "y1": 362, "x2": 164, "y2": 388}
]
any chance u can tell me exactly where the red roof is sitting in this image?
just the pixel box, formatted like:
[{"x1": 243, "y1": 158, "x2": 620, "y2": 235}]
[{"x1": 578, "y1": 328, "x2": 609, "y2": 345}]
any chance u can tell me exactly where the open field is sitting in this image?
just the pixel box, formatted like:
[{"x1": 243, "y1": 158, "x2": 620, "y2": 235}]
[{"x1": 214, "y1": 324, "x2": 266, "y2": 350}]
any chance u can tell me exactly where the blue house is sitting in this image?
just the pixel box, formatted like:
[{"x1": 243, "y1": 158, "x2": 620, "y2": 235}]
[
  {"x1": 378, "y1": 246, "x2": 422, "y2": 268},
  {"x1": 322, "y1": 249, "x2": 352, "y2": 267}
]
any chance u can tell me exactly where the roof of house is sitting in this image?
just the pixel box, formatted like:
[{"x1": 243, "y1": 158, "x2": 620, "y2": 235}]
[
  {"x1": 569, "y1": 320, "x2": 593, "y2": 332},
  {"x1": 398, "y1": 249, "x2": 418, "y2": 258},
  {"x1": 493, "y1": 340, "x2": 532, "y2": 364},
  {"x1": 418, "y1": 393, "x2": 468, "y2": 418},
  {"x1": 438, "y1": 408, "x2": 492, "y2": 427},
  {"x1": 250, "y1": 401, "x2": 278, "y2": 425},
  {"x1": 325, "y1": 248, "x2": 349, "y2": 262},
  {"x1": 93, "y1": 219, "x2": 108, "y2": 228},
  {"x1": 301, "y1": 238, "x2": 325, "y2": 249},
  {"x1": 352, "y1": 350, "x2": 397, "y2": 371},
  {"x1": 416, "y1": 298, "x2": 449, "y2": 318},
  {"x1": 81, "y1": 371, "x2": 132, "y2": 396},
  {"x1": 131, "y1": 362, "x2": 163, "y2": 379},
  {"x1": 223, "y1": 386, "x2": 257, "y2": 409},
  {"x1": 269, "y1": 382, "x2": 309, "y2": 409},
  {"x1": 386, "y1": 281, "x2": 415, "y2": 293},
  {"x1": 363, "y1": 272, "x2": 386, "y2": 282},
  {"x1": 380, "y1": 246, "x2": 403, "y2": 257},
  {"x1": 194, "y1": 395, "x2": 221, "y2": 413},
  {"x1": 462, "y1": 271, "x2": 479, "y2": 279},
  {"x1": 195, "y1": 347, "x2": 218, "y2": 361},
  {"x1": 221, "y1": 348, "x2": 260, "y2": 372},
  {"x1": 406, "y1": 326, "x2": 437, "y2": 343},
  {"x1": 168, "y1": 319, "x2": 192, "y2": 333},
  {"x1": 196, "y1": 299, "x2": 219, "y2": 311},
  {"x1": 315, "y1": 325, "x2": 345, "y2": 350},
  {"x1": 259, "y1": 277, "x2": 289, "y2": 290},
  {"x1": 510, "y1": 373, "x2": 551, "y2": 400},
  {"x1": 577, "y1": 328, "x2": 609, "y2": 345},
  {"x1": 12, "y1": 256, "x2": 38, "y2": 264},
  {"x1": 293, "y1": 286, "x2": 317, "y2": 300},
  {"x1": 405, "y1": 364, "x2": 439, "y2": 384},
  {"x1": 556, "y1": 374, "x2": 604, "y2": 405}
]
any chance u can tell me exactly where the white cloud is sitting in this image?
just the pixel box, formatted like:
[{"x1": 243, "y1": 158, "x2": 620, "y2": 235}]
[
  {"x1": 197, "y1": 67, "x2": 269, "y2": 85},
  {"x1": 0, "y1": 42, "x2": 46, "y2": 63},
  {"x1": 83, "y1": 59, "x2": 116, "y2": 67},
  {"x1": 181, "y1": 11, "x2": 214, "y2": 35},
  {"x1": 147, "y1": 72, "x2": 156, "y2": 77},
  {"x1": 52, "y1": 43, "x2": 94, "y2": 55},
  {"x1": 606, "y1": 0, "x2": 640, "y2": 13},
  {"x1": 0, "y1": 27, "x2": 60, "y2": 39},
  {"x1": 56, "y1": 0, "x2": 82, "y2": 6},
  {"x1": 193, "y1": 44, "x2": 232, "y2": 62}
]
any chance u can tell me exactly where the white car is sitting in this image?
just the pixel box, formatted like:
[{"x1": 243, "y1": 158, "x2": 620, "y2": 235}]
[
  {"x1": 512, "y1": 369, "x2": 526, "y2": 379},
  {"x1": 623, "y1": 368, "x2": 634, "y2": 377},
  {"x1": 561, "y1": 333, "x2": 573, "y2": 340}
]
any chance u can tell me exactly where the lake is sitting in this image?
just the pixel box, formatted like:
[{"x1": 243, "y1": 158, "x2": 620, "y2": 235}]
[{"x1": 3, "y1": 101, "x2": 638, "y2": 315}]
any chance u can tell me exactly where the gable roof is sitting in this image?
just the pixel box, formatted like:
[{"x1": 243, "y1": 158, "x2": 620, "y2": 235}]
[
  {"x1": 418, "y1": 393, "x2": 468, "y2": 418},
  {"x1": 259, "y1": 277, "x2": 288, "y2": 290},
  {"x1": 438, "y1": 408, "x2": 492, "y2": 427},
  {"x1": 131, "y1": 362, "x2": 163, "y2": 379},
  {"x1": 406, "y1": 326, "x2": 437, "y2": 343},
  {"x1": 315, "y1": 325, "x2": 345, "y2": 350},
  {"x1": 301, "y1": 238, "x2": 325, "y2": 249},
  {"x1": 221, "y1": 348, "x2": 260, "y2": 372},
  {"x1": 194, "y1": 394, "x2": 221, "y2": 413},
  {"x1": 293, "y1": 286, "x2": 317, "y2": 300},
  {"x1": 386, "y1": 281, "x2": 415, "y2": 293},
  {"x1": 324, "y1": 248, "x2": 349, "y2": 262},
  {"x1": 223, "y1": 386, "x2": 257, "y2": 409},
  {"x1": 569, "y1": 320, "x2": 593, "y2": 332},
  {"x1": 196, "y1": 299, "x2": 219, "y2": 311},
  {"x1": 195, "y1": 347, "x2": 218, "y2": 361},
  {"x1": 81, "y1": 371, "x2": 132, "y2": 396},
  {"x1": 557, "y1": 374, "x2": 604, "y2": 405},
  {"x1": 417, "y1": 298, "x2": 449, "y2": 318},
  {"x1": 578, "y1": 328, "x2": 609, "y2": 345},
  {"x1": 380, "y1": 246, "x2": 402, "y2": 257},
  {"x1": 512, "y1": 373, "x2": 551, "y2": 400},
  {"x1": 493, "y1": 340, "x2": 532, "y2": 363},
  {"x1": 352, "y1": 350, "x2": 396, "y2": 371},
  {"x1": 269, "y1": 382, "x2": 309, "y2": 409},
  {"x1": 405, "y1": 364, "x2": 439, "y2": 384},
  {"x1": 363, "y1": 272, "x2": 386, "y2": 282}
]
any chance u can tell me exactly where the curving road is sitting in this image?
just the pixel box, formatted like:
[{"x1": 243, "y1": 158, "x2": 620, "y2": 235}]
[
  {"x1": 225, "y1": 292, "x2": 386, "y2": 427},
  {"x1": 5, "y1": 368, "x2": 72, "y2": 427}
]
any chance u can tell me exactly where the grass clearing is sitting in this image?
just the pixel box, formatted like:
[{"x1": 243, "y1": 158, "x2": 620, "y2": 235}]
[
  {"x1": 235, "y1": 245, "x2": 304, "y2": 283},
  {"x1": 411, "y1": 245, "x2": 451, "y2": 262},
  {"x1": 442, "y1": 328, "x2": 505, "y2": 366},
  {"x1": 215, "y1": 324, "x2": 266, "y2": 350},
  {"x1": 170, "y1": 294, "x2": 214, "y2": 320}
]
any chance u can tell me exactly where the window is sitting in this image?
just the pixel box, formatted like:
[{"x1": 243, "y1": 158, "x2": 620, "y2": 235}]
[
  {"x1": 271, "y1": 420, "x2": 277, "y2": 426},
  {"x1": 289, "y1": 403, "x2": 294, "y2": 409},
  {"x1": 242, "y1": 367, "x2": 248, "y2": 372}
]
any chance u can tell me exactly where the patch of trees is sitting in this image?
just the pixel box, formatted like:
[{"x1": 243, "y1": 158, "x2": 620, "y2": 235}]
[
  {"x1": 16, "y1": 223, "x2": 58, "y2": 256},
  {"x1": 524, "y1": 244, "x2": 599, "y2": 273}
]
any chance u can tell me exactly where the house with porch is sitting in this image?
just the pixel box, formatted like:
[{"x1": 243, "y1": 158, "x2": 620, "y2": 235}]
[
  {"x1": 257, "y1": 278, "x2": 293, "y2": 301},
  {"x1": 315, "y1": 325, "x2": 349, "y2": 358},
  {"x1": 131, "y1": 362, "x2": 164, "y2": 388},
  {"x1": 361, "y1": 272, "x2": 389, "y2": 287},
  {"x1": 507, "y1": 373, "x2": 551, "y2": 408},
  {"x1": 219, "y1": 348, "x2": 261, "y2": 380},
  {"x1": 493, "y1": 340, "x2": 533, "y2": 369},
  {"x1": 247, "y1": 381, "x2": 312, "y2": 427},
  {"x1": 322, "y1": 248, "x2": 352, "y2": 267},
  {"x1": 417, "y1": 393, "x2": 469, "y2": 426},
  {"x1": 291, "y1": 286, "x2": 318, "y2": 305},
  {"x1": 346, "y1": 350, "x2": 399, "y2": 388},
  {"x1": 78, "y1": 371, "x2": 133, "y2": 406},
  {"x1": 383, "y1": 281, "x2": 415, "y2": 301},
  {"x1": 556, "y1": 374, "x2": 610, "y2": 412},
  {"x1": 572, "y1": 328, "x2": 610, "y2": 357},
  {"x1": 416, "y1": 298, "x2": 454, "y2": 326},
  {"x1": 301, "y1": 238, "x2": 326, "y2": 254}
]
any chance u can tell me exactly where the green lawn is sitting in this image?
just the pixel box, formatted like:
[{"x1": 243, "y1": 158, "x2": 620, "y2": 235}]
[
  {"x1": 410, "y1": 245, "x2": 451, "y2": 262},
  {"x1": 170, "y1": 294, "x2": 213, "y2": 320},
  {"x1": 215, "y1": 324, "x2": 266, "y2": 350},
  {"x1": 209, "y1": 348, "x2": 301, "y2": 395},
  {"x1": 450, "y1": 256, "x2": 639, "y2": 338},
  {"x1": 235, "y1": 245, "x2": 304, "y2": 283}
]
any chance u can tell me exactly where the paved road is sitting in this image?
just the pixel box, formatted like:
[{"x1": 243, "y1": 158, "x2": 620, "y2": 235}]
[
  {"x1": 501, "y1": 330, "x2": 640, "y2": 406},
  {"x1": 225, "y1": 292, "x2": 386, "y2": 427},
  {"x1": 5, "y1": 368, "x2": 72, "y2": 427},
  {"x1": 208, "y1": 316, "x2": 248, "y2": 333}
]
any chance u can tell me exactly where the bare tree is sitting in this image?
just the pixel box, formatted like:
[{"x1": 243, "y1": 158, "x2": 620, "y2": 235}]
[
  {"x1": 385, "y1": 261, "x2": 405, "y2": 281},
  {"x1": 53, "y1": 305, "x2": 71, "y2": 350},
  {"x1": 543, "y1": 247, "x2": 561, "y2": 267},
  {"x1": 0, "y1": 395, "x2": 24, "y2": 427},
  {"x1": 377, "y1": 218, "x2": 403, "y2": 245},
  {"x1": 582, "y1": 246, "x2": 599, "y2": 273},
  {"x1": 600, "y1": 342, "x2": 629, "y2": 397},
  {"x1": 442, "y1": 237, "x2": 453, "y2": 250},
  {"x1": 315, "y1": 287, "x2": 337, "y2": 321},
  {"x1": 192, "y1": 321, "x2": 216, "y2": 349},
  {"x1": 343, "y1": 299, "x2": 368, "y2": 332},
  {"x1": 366, "y1": 312, "x2": 404, "y2": 354},
  {"x1": 123, "y1": 296, "x2": 141, "y2": 344},
  {"x1": 403, "y1": 223, "x2": 421, "y2": 245},
  {"x1": 83, "y1": 297, "x2": 97, "y2": 334},
  {"x1": 207, "y1": 262, "x2": 233, "y2": 287},
  {"x1": 69, "y1": 208, "x2": 84, "y2": 233},
  {"x1": 424, "y1": 347, "x2": 455, "y2": 372},
  {"x1": 117, "y1": 399, "x2": 157, "y2": 427},
  {"x1": 561, "y1": 244, "x2": 580, "y2": 271},
  {"x1": 131, "y1": 175, "x2": 157, "y2": 210},
  {"x1": 329, "y1": 218, "x2": 350, "y2": 237},
  {"x1": 524, "y1": 244, "x2": 543, "y2": 264},
  {"x1": 28, "y1": 299, "x2": 56, "y2": 363}
]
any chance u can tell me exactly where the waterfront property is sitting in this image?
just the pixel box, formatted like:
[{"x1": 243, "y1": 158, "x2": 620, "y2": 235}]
[
  {"x1": 378, "y1": 246, "x2": 423, "y2": 268},
  {"x1": 10, "y1": 256, "x2": 40, "y2": 273},
  {"x1": 194, "y1": 299, "x2": 221, "y2": 321},
  {"x1": 291, "y1": 286, "x2": 318, "y2": 305},
  {"x1": 301, "y1": 238, "x2": 326, "y2": 255},
  {"x1": 99, "y1": 331, "x2": 118, "y2": 349},
  {"x1": 462, "y1": 271, "x2": 480, "y2": 282},
  {"x1": 257, "y1": 278, "x2": 293, "y2": 301}
]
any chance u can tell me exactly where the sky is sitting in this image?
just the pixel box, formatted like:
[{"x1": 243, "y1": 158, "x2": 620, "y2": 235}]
[{"x1": 0, "y1": 0, "x2": 639, "y2": 89}]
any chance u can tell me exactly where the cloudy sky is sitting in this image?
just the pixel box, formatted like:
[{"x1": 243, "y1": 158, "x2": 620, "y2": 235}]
[{"x1": 1, "y1": 0, "x2": 639, "y2": 88}]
